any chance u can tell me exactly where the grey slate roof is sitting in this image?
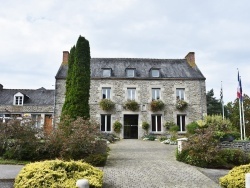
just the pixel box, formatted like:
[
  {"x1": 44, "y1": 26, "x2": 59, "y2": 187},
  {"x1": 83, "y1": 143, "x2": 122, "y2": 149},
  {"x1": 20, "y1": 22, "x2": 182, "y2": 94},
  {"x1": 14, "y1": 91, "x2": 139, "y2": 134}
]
[
  {"x1": 0, "y1": 87, "x2": 54, "y2": 105},
  {"x1": 55, "y1": 58, "x2": 205, "y2": 80}
]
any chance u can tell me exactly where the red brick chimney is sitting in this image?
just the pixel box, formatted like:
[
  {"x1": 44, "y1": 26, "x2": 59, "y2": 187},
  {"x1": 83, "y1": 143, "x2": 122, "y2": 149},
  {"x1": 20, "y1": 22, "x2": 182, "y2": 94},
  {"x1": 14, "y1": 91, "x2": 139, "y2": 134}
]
[
  {"x1": 62, "y1": 51, "x2": 69, "y2": 65},
  {"x1": 185, "y1": 52, "x2": 196, "y2": 68}
]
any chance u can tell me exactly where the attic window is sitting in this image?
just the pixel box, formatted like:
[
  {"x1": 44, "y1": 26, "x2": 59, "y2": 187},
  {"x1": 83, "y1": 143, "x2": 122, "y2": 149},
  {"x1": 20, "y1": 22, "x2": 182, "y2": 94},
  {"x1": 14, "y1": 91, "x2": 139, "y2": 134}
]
[
  {"x1": 102, "y1": 69, "x2": 111, "y2": 77},
  {"x1": 15, "y1": 96, "x2": 23, "y2": 105},
  {"x1": 126, "y1": 69, "x2": 135, "y2": 77},
  {"x1": 151, "y1": 69, "x2": 160, "y2": 77}
]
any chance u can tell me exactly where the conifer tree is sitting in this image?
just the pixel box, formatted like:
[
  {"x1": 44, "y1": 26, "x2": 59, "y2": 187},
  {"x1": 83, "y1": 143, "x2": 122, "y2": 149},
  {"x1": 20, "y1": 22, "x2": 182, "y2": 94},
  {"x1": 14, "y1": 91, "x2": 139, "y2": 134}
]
[{"x1": 61, "y1": 36, "x2": 91, "y2": 120}]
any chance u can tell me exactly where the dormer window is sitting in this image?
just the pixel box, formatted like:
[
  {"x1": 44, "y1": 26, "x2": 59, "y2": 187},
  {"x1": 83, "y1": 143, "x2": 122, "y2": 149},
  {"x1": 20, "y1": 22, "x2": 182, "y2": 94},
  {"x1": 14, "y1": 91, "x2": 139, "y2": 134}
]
[
  {"x1": 126, "y1": 69, "x2": 135, "y2": 77},
  {"x1": 13, "y1": 92, "x2": 24, "y2": 106},
  {"x1": 102, "y1": 68, "x2": 111, "y2": 77},
  {"x1": 151, "y1": 69, "x2": 160, "y2": 77}
]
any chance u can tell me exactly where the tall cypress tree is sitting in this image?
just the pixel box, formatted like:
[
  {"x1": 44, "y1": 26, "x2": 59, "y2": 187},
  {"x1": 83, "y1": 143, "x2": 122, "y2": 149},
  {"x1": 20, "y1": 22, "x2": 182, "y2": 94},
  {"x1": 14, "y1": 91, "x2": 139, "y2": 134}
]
[{"x1": 61, "y1": 36, "x2": 91, "y2": 120}]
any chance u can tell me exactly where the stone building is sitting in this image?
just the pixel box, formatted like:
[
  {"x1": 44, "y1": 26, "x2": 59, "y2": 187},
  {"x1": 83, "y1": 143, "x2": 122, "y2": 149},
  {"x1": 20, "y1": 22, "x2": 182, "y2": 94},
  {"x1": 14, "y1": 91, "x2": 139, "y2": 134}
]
[
  {"x1": 0, "y1": 84, "x2": 54, "y2": 134},
  {"x1": 54, "y1": 52, "x2": 206, "y2": 139}
]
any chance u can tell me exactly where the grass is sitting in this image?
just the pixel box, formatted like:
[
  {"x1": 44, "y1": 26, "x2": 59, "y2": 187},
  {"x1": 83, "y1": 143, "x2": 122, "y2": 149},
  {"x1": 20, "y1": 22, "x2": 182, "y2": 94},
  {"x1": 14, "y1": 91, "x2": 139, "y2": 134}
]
[{"x1": 0, "y1": 157, "x2": 30, "y2": 165}]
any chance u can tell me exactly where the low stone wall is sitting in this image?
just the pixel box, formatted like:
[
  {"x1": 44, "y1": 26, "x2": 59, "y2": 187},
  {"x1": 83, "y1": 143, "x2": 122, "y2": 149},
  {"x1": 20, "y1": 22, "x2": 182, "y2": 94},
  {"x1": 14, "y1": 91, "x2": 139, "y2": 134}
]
[{"x1": 220, "y1": 141, "x2": 250, "y2": 152}]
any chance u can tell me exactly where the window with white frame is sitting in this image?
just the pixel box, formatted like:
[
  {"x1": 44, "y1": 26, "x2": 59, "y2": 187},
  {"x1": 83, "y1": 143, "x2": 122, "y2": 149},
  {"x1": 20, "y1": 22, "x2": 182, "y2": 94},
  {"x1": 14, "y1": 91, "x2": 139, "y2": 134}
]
[
  {"x1": 177, "y1": 115, "x2": 186, "y2": 132},
  {"x1": 102, "y1": 69, "x2": 111, "y2": 77},
  {"x1": 15, "y1": 96, "x2": 23, "y2": 105},
  {"x1": 176, "y1": 88, "x2": 185, "y2": 100},
  {"x1": 151, "y1": 69, "x2": 160, "y2": 77},
  {"x1": 152, "y1": 115, "x2": 162, "y2": 132},
  {"x1": 102, "y1": 87, "x2": 111, "y2": 99},
  {"x1": 31, "y1": 114, "x2": 41, "y2": 128},
  {"x1": 127, "y1": 88, "x2": 136, "y2": 100},
  {"x1": 152, "y1": 88, "x2": 160, "y2": 100},
  {"x1": 101, "y1": 114, "x2": 111, "y2": 132},
  {"x1": 126, "y1": 69, "x2": 135, "y2": 77}
]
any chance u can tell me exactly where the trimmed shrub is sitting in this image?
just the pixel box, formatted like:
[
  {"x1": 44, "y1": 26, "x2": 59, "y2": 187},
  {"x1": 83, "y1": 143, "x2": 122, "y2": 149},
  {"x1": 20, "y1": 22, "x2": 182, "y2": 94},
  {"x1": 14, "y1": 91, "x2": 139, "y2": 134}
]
[
  {"x1": 142, "y1": 122, "x2": 150, "y2": 134},
  {"x1": 219, "y1": 164, "x2": 250, "y2": 188},
  {"x1": 113, "y1": 121, "x2": 122, "y2": 133},
  {"x1": 14, "y1": 160, "x2": 103, "y2": 188},
  {"x1": 99, "y1": 99, "x2": 115, "y2": 111}
]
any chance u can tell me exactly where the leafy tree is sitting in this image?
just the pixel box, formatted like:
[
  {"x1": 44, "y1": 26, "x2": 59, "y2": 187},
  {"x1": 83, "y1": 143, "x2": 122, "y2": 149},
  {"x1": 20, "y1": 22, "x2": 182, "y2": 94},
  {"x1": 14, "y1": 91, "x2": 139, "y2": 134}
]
[
  {"x1": 206, "y1": 89, "x2": 222, "y2": 115},
  {"x1": 226, "y1": 94, "x2": 250, "y2": 137},
  {"x1": 61, "y1": 36, "x2": 91, "y2": 120}
]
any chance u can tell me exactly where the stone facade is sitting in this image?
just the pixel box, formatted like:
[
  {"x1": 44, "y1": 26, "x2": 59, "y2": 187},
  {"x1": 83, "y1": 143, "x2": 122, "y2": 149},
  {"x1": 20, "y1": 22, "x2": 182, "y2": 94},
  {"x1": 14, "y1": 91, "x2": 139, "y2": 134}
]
[{"x1": 54, "y1": 52, "x2": 207, "y2": 139}]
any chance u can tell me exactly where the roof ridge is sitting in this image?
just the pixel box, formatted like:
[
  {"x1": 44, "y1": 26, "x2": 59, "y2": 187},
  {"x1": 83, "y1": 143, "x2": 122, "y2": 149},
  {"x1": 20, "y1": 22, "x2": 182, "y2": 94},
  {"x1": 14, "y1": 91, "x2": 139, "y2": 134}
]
[{"x1": 91, "y1": 57, "x2": 185, "y2": 61}]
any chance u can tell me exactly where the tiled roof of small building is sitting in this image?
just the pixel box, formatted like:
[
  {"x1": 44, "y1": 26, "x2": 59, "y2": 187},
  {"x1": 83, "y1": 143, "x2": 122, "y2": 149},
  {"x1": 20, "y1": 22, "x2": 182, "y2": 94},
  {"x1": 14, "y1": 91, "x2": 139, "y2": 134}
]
[
  {"x1": 55, "y1": 58, "x2": 205, "y2": 80},
  {"x1": 0, "y1": 87, "x2": 54, "y2": 105}
]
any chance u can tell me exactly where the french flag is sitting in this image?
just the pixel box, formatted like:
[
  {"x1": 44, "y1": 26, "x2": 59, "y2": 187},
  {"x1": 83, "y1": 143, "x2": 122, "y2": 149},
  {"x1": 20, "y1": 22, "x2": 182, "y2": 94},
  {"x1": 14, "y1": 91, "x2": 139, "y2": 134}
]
[{"x1": 237, "y1": 71, "x2": 243, "y2": 101}]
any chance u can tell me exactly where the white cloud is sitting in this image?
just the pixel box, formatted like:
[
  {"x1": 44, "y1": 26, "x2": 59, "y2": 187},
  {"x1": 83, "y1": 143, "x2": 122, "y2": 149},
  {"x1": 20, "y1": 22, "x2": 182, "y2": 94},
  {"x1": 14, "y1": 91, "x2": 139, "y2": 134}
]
[{"x1": 0, "y1": 0, "x2": 250, "y2": 103}]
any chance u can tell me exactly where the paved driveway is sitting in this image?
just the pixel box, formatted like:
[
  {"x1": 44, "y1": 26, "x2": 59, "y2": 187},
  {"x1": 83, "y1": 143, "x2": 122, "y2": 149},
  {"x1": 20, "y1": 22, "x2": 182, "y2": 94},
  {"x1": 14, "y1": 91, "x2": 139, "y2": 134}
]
[{"x1": 103, "y1": 139, "x2": 221, "y2": 188}]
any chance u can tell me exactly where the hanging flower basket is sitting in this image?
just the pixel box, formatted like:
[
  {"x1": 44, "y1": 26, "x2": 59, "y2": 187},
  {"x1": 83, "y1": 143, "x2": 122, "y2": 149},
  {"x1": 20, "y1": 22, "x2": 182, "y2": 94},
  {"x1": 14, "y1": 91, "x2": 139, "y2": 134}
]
[
  {"x1": 124, "y1": 100, "x2": 139, "y2": 111},
  {"x1": 150, "y1": 100, "x2": 165, "y2": 112},
  {"x1": 99, "y1": 99, "x2": 115, "y2": 111},
  {"x1": 176, "y1": 99, "x2": 188, "y2": 111}
]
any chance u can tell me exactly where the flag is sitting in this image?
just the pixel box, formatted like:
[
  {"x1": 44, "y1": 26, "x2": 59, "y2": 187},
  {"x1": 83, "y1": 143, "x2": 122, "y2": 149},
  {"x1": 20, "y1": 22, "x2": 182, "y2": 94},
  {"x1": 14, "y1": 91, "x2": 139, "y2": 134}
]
[{"x1": 237, "y1": 71, "x2": 243, "y2": 101}]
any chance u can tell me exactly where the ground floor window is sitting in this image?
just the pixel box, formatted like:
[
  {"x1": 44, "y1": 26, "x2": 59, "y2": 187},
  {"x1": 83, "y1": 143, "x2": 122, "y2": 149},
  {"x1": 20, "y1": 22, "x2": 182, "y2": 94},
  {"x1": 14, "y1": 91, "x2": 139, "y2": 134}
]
[
  {"x1": 177, "y1": 115, "x2": 186, "y2": 132},
  {"x1": 101, "y1": 114, "x2": 111, "y2": 132},
  {"x1": 31, "y1": 114, "x2": 42, "y2": 128},
  {"x1": 152, "y1": 115, "x2": 162, "y2": 132}
]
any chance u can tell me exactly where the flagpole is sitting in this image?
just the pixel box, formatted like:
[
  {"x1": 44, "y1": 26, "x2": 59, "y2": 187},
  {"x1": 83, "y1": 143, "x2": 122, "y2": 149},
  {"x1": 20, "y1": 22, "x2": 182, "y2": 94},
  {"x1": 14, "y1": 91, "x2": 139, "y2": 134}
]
[
  {"x1": 240, "y1": 76, "x2": 246, "y2": 140},
  {"x1": 220, "y1": 81, "x2": 224, "y2": 120},
  {"x1": 239, "y1": 98, "x2": 243, "y2": 140}
]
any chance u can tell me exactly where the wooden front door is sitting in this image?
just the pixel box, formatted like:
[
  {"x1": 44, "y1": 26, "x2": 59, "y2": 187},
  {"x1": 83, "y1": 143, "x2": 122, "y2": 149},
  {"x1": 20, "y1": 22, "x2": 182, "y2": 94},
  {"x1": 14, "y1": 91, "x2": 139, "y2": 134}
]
[{"x1": 44, "y1": 115, "x2": 53, "y2": 134}]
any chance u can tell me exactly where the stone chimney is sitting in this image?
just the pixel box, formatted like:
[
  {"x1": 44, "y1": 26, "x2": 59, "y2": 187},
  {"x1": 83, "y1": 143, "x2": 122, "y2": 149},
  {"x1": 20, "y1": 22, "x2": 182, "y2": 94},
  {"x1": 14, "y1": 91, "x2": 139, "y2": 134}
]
[
  {"x1": 62, "y1": 51, "x2": 69, "y2": 65},
  {"x1": 185, "y1": 52, "x2": 196, "y2": 68},
  {"x1": 0, "y1": 84, "x2": 3, "y2": 90}
]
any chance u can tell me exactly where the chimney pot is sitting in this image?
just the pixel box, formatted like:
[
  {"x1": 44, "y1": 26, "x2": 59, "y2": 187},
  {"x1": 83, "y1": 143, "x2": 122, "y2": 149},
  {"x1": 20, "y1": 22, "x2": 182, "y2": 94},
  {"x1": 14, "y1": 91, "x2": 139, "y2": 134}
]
[{"x1": 62, "y1": 51, "x2": 69, "y2": 64}]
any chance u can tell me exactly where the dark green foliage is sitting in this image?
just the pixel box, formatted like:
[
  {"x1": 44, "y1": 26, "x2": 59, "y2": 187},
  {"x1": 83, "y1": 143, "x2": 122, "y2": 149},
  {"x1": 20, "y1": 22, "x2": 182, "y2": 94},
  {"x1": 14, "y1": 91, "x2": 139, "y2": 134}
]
[
  {"x1": 142, "y1": 122, "x2": 150, "y2": 133},
  {"x1": 61, "y1": 36, "x2": 91, "y2": 120},
  {"x1": 113, "y1": 121, "x2": 122, "y2": 133},
  {"x1": 169, "y1": 125, "x2": 179, "y2": 132},
  {"x1": 143, "y1": 134, "x2": 156, "y2": 141},
  {"x1": 124, "y1": 100, "x2": 139, "y2": 111},
  {"x1": 0, "y1": 120, "x2": 41, "y2": 161},
  {"x1": 206, "y1": 89, "x2": 222, "y2": 115},
  {"x1": 186, "y1": 121, "x2": 199, "y2": 135},
  {"x1": 164, "y1": 121, "x2": 177, "y2": 130},
  {"x1": 84, "y1": 154, "x2": 108, "y2": 167}
]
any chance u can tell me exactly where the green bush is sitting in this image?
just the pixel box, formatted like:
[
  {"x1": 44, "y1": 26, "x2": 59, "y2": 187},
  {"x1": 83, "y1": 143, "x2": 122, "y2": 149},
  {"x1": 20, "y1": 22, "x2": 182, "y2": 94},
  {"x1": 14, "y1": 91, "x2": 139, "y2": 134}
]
[
  {"x1": 143, "y1": 134, "x2": 156, "y2": 141},
  {"x1": 142, "y1": 122, "x2": 150, "y2": 133},
  {"x1": 84, "y1": 153, "x2": 107, "y2": 167},
  {"x1": 99, "y1": 99, "x2": 115, "y2": 111},
  {"x1": 164, "y1": 121, "x2": 177, "y2": 130},
  {"x1": 124, "y1": 100, "x2": 139, "y2": 111},
  {"x1": 150, "y1": 100, "x2": 165, "y2": 112},
  {"x1": 219, "y1": 164, "x2": 250, "y2": 188},
  {"x1": 186, "y1": 121, "x2": 199, "y2": 135},
  {"x1": 14, "y1": 160, "x2": 103, "y2": 188},
  {"x1": 169, "y1": 125, "x2": 179, "y2": 132},
  {"x1": 217, "y1": 149, "x2": 250, "y2": 168},
  {"x1": 113, "y1": 121, "x2": 122, "y2": 133}
]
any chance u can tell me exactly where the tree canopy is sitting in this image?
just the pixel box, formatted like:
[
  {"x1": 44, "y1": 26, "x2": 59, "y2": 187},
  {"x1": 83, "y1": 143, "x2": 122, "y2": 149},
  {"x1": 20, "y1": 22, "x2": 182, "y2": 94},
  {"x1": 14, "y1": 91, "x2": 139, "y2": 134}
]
[
  {"x1": 206, "y1": 89, "x2": 222, "y2": 116},
  {"x1": 61, "y1": 36, "x2": 91, "y2": 120}
]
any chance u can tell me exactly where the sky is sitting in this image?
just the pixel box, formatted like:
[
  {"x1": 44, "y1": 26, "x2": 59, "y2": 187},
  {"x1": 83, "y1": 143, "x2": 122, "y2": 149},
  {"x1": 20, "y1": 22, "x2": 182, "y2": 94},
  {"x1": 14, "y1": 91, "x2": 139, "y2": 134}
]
[{"x1": 0, "y1": 0, "x2": 250, "y2": 104}]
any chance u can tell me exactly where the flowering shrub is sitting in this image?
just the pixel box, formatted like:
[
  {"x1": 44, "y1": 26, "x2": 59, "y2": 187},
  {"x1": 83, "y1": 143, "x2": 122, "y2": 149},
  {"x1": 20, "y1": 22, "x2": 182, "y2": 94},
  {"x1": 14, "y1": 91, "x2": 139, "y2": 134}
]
[
  {"x1": 150, "y1": 100, "x2": 164, "y2": 112},
  {"x1": 99, "y1": 99, "x2": 115, "y2": 111},
  {"x1": 124, "y1": 100, "x2": 139, "y2": 111},
  {"x1": 176, "y1": 99, "x2": 188, "y2": 111}
]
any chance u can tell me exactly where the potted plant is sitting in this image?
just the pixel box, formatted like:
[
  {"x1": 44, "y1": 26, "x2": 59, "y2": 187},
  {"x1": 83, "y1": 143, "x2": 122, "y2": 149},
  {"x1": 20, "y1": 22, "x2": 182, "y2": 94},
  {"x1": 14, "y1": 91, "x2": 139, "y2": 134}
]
[
  {"x1": 176, "y1": 99, "x2": 188, "y2": 111},
  {"x1": 113, "y1": 121, "x2": 122, "y2": 133},
  {"x1": 99, "y1": 99, "x2": 115, "y2": 111},
  {"x1": 142, "y1": 122, "x2": 150, "y2": 134},
  {"x1": 124, "y1": 100, "x2": 139, "y2": 111},
  {"x1": 150, "y1": 100, "x2": 165, "y2": 112}
]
